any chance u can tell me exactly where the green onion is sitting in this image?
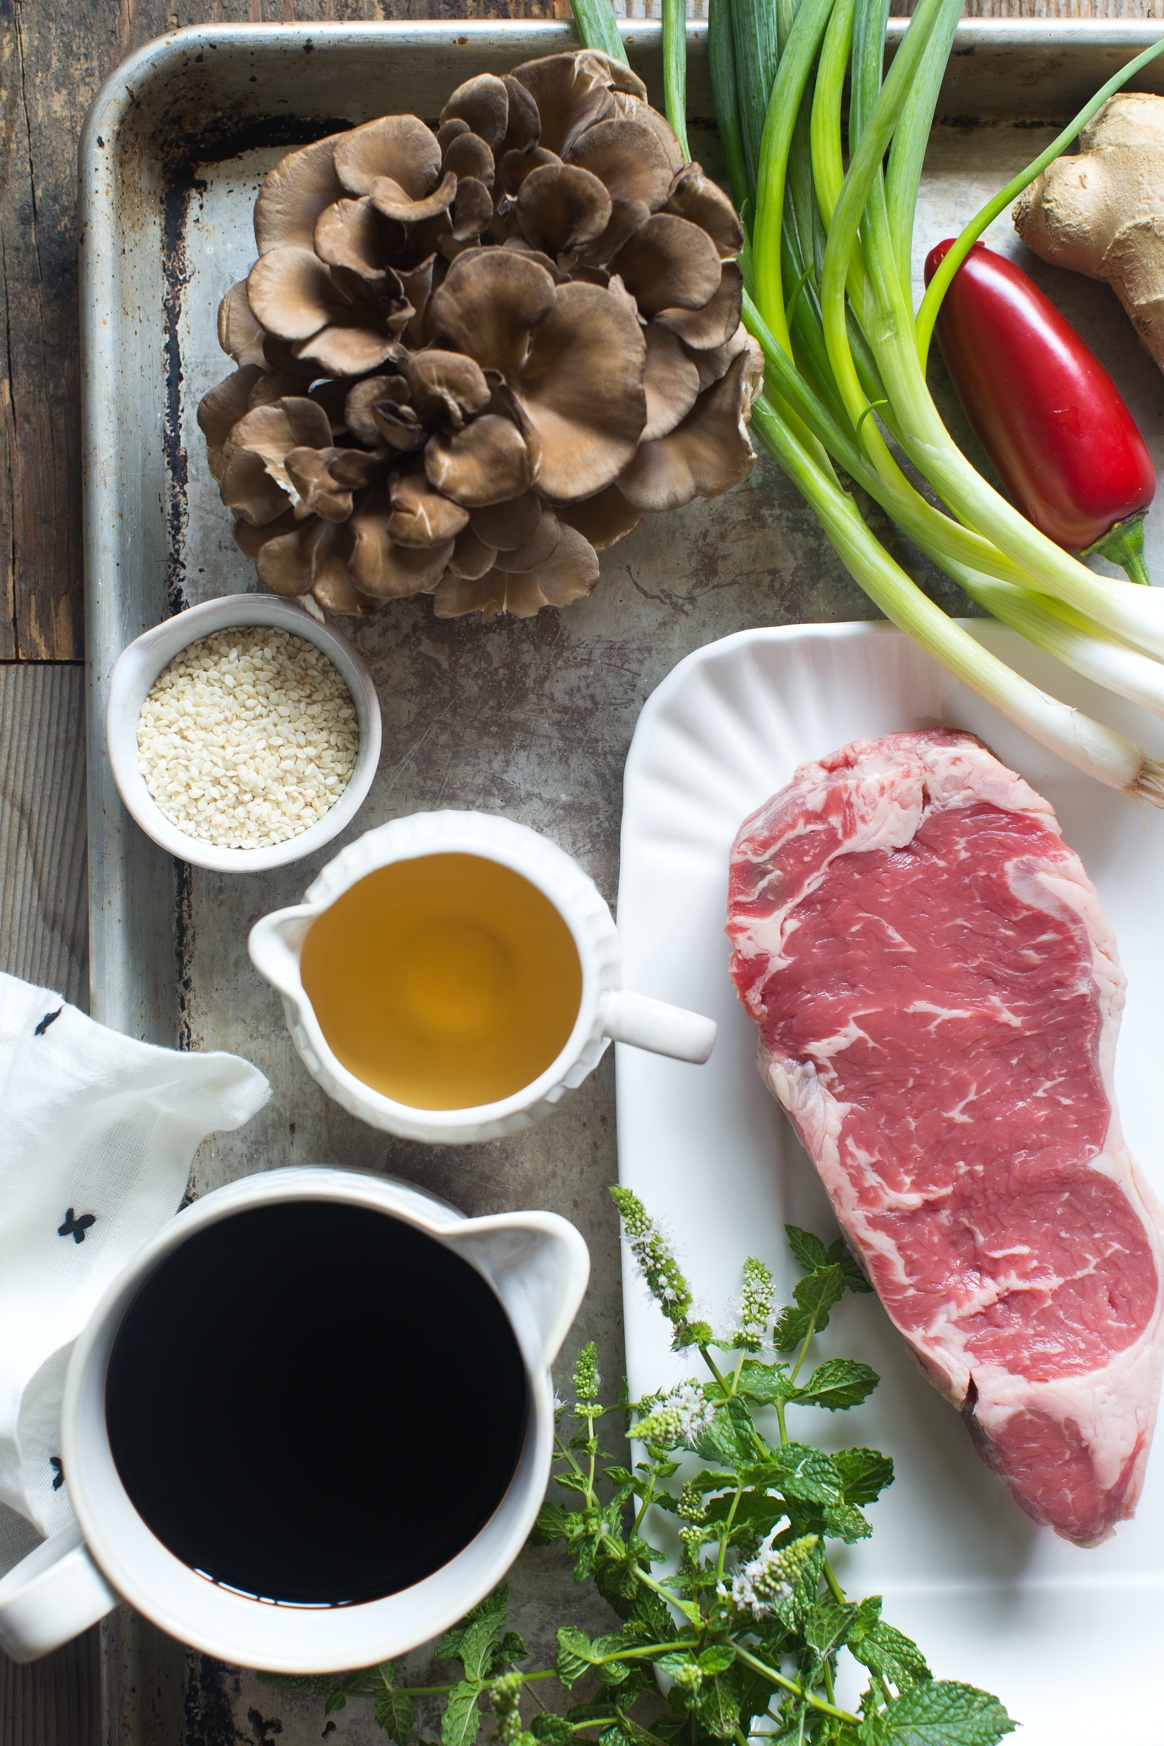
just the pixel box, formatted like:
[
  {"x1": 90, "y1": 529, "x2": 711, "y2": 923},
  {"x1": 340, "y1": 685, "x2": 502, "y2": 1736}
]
[
  {"x1": 662, "y1": 0, "x2": 692, "y2": 161},
  {"x1": 569, "y1": 0, "x2": 1164, "y2": 805}
]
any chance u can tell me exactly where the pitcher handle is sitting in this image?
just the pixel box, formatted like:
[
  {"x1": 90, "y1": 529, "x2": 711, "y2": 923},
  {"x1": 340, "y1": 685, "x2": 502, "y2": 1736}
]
[
  {"x1": 604, "y1": 990, "x2": 716, "y2": 1064},
  {"x1": 0, "y1": 1522, "x2": 117, "y2": 1662}
]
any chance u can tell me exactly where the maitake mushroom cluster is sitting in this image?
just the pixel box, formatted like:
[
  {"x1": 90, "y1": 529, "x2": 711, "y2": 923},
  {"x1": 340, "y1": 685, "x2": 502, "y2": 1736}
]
[{"x1": 199, "y1": 50, "x2": 764, "y2": 620}]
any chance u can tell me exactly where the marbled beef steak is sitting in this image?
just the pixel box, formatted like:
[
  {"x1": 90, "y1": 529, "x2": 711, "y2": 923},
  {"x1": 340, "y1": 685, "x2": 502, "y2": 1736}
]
[{"x1": 726, "y1": 728, "x2": 1164, "y2": 1544}]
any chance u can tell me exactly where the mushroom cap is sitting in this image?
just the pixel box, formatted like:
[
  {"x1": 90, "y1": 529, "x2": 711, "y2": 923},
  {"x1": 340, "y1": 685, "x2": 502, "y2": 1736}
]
[
  {"x1": 345, "y1": 374, "x2": 406, "y2": 444},
  {"x1": 313, "y1": 198, "x2": 387, "y2": 280},
  {"x1": 297, "y1": 318, "x2": 407, "y2": 379},
  {"x1": 198, "y1": 366, "x2": 265, "y2": 482},
  {"x1": 611, "y1": 214, "x2": 722, "y2": 316},
  {"x1": 687, "y1": 322, "x2": 753, "y2": 392},
  {"x1": 254, "y1": 132, "x2": 346, "y2": 253},
  {"x1": 220, "y1": 448, "x2": 290, "y2": 527},
  {"x1": 616, "y1": 345, "x2": 761, "y2": 511},
  {"x1": 512, "y1": 280, "x2": 647, "y2": 501},
  {"x1": 469, "y1": 490, "x2": 542, "y2": 551},
  {"x1": 332, "y1": 114, "x2": 442, "y2": 200},
  {"x1": 641, "y1": 321, "x2": 702, "y2": 441},
  {"x1": 500, "y1": 144, "x2": 562, "y2": 197},
  {"x1": 500, "y1": 76, "x2": 541, "y2": 155},
  {"x1": 443, "y1": 130, "x2": 495, "y2": 187},
  {"x1": 448, "y1": 525, "x2": 499, "y2": 579},
  {"x1": 372, "y1": 402, "x2": 428, "y2": 453},
  {"x1": 254, "y1": 514, "x2": 356, "y2": 603},
  {"x1": 611, "y1": 92, "x2": 686, "y2": 175},
  {"x1": 425, "y1": 413, "x2": 533, "y2": 507},
  {"x1": 440, "y1": 73, "x2": 510, "y2": 151},
  {"x1": 516, "y1": 164, "x2": 612, "y2": 260},
  {"x1": 386, "y1": 465, "x2": 471, "y2": 546},
  {"x1": 566, "y1": 117, "x2": 675, "y2": 213},
  {"x1": 370, "y1": 168, "x2": 458, "y2": 227},
  {"x1": 399, "y1": 349, "x2": 491, "y2": 428},
  {"x1": 220, "y1": 396, "x2": 336, "y2": 523},
  {"x1": 556, "y1": 480, "x2": 643, "y2": 549},
  {"x1": 350, "y1": 483, "x2": 455, "y2": 598},
  {"x1": 434, "y1": 521, "x2": 599, "y2": 619},
  {"x1": 655, "y1": 261, "x2": 744, "y2": 350},
  {"x1": 284, "y1": 444, "x2": 384, "y2": 522},
  {"x1": 493, "y1": 502, "x2": 562, "y2": 573},
  {"x1": 510, "y1": 51, "x2": 647, "y2": 157},
  {"x1": 218, "y1": 281, "x2": 268, "y2": 369},
  {"x1": 247, "y1": 246, "x2": 337, "y2": 342},
  {"x1": 428, "y1": 248, "x2": 556, "y2": 379},
  {"x1": 664, "y1": 165, "x2": 744, "y2": 259},
  {"x1": 449, "y1": 177, "x2": 494, "y2": 245}
]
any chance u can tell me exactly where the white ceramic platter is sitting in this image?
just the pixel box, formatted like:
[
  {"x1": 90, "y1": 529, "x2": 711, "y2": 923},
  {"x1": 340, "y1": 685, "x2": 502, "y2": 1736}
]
[{"x1": 616, "y1": 620, "x2": 1164, "y2": 1745}]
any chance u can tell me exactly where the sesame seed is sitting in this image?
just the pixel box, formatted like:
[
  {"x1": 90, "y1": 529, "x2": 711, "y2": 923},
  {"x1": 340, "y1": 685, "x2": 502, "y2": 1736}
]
[{"x1": 136, "y1": 627, "x2": 359, "y2": 850}]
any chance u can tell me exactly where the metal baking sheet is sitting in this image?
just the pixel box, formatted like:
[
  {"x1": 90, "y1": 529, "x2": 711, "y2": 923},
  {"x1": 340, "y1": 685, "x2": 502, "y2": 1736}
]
[{"x1": 79, "y1": 19, "x2": 1164, "y2": 1741}]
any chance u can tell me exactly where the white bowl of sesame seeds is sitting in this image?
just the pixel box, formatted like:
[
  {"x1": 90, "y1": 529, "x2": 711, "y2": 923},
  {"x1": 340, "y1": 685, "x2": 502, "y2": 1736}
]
[{"x1": 106, "y1": 595, "x2": 381, "y2": 873}]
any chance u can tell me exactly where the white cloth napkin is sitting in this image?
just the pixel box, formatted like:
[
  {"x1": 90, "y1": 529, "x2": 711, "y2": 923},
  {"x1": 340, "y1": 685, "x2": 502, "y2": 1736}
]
[{"x1": 0, "y1": 971, "x2": 270, "y2": 1573}]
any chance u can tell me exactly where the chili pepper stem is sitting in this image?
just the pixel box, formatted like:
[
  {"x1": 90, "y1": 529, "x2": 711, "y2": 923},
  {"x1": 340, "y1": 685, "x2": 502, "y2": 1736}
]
[{"x1": 1082, "y1": 513, "x2": 1154, "y2": 588}]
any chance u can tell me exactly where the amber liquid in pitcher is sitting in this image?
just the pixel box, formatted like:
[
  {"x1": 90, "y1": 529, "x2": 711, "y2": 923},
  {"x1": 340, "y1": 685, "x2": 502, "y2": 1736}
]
[{"x1": 300, "y1": 852, "x2": 583, "y2": 1109}]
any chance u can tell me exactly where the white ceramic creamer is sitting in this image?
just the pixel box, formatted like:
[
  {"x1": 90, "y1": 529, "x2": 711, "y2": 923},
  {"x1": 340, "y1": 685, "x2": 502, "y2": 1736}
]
[
  {"x1": 0, "y1": 1166, "x2": 588, "y2": 1669},
  {"x1": 248, "y1": 811, "x2": 718, "y2": 1144}
]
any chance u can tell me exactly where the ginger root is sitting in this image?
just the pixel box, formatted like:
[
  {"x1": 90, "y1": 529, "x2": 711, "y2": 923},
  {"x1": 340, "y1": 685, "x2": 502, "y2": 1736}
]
[{"x1": 1014, "y1": 92, "x2": 1164, "y2": 374}]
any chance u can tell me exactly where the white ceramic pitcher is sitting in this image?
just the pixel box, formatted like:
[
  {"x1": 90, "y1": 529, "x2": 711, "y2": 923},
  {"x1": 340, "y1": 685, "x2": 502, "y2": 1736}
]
[
  {"x1": 249, "y1": 811, "x2": 717, "y2": 1144},
  {"x1": 0, "y1": 1166, "x2": 588, "y2": 1670}
]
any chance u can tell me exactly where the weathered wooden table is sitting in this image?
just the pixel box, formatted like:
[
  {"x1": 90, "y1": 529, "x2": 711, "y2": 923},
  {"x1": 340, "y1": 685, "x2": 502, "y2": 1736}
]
[{"x1": 0, "y1": 0, "x2": 1158, "y2": 1738}]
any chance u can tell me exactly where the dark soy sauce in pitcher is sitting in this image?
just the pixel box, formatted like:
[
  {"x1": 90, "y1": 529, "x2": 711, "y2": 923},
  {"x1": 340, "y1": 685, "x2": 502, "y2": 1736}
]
[{"x1": 105, "y1": 1201, "x2": 528, "y2": 1605}]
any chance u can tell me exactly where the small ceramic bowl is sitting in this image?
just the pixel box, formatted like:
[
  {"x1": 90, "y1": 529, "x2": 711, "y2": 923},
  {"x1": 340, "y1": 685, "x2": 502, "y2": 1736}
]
[{"x1": 105, "y1": 595, "x2": 382, "y2": 873}]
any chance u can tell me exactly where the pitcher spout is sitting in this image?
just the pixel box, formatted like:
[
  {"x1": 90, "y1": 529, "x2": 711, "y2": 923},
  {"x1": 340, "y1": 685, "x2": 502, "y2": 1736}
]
[
  {"x1": 247, "y1": 906, "x2": 314, "y2": 1003},
  {"x1": 447, "y1": 1213, "x2": 590, "y2": 1376}
]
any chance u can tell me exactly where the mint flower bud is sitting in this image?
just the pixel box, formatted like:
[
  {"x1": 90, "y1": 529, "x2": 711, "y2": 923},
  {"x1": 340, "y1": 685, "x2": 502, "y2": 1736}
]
[
  {"x1": 610, "y1": 1187, "x2": 694, "y2": 1331},
  {"x1": 718, "y1": 1534, "x2": 820, "y2": 1620},
  {"x1": 730, "y1": 1257, "x2": 775, "y2": 1350},
  {"x1": 573, "y1": 1341, "x2": 600, "y2": 1402},
  {"x1": 633, "y1": 1381, "x2": 714, "y2": 1449}
]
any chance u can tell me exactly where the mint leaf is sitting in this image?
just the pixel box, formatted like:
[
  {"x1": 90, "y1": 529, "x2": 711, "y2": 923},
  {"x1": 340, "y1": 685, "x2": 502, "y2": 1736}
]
[
  {"x1": 459, "y1": 1614, "x2": 502, "y2": 1683},
  {"x1": 803, "y1": 1600, "x2": 855, "y2": 1658},
  {"x1": 696, "y1": 1678, "x2": 741, "y2": 1740},
  {"x1": 599, "y1": 1727, "x2": 634, "y2": 1746},
  {"x1": 786, "y1": 1226, "x2": 830, "y2": 1272},
  {"x1": 532, "y1": 1502, "x2": 576, "y2": 1543},
  {"x1": 768, "y1": 1443, "x2": 845, "y2": 1504},
  {"x1": 773, "y1": 1265, "x2": 846, "y2": 1350},
  {"x1": 698, "y1": 1645, "x2": 736, "y2": 1675},
  {"x1": 435, "y1": 1626, "x2": 467, "y2": 1661},
  {"x1": 861, "y1": 1680, "x2": 1014, "y2": 1745},
  {"x1": 824, "y1": 1500, "x2": 873, "y2": 1542},
  {"x1": 628, "y1": 1587, "x2": 678, "y2": 1642},
  {"x1": 694, "y1": 1397, "x2": 756, "y2": 1469},
  {"x1": 737, "y1": 1360, "x2": 794, "y2": 1404},
  {"x1": 797, "y1": 1359, "x2": 879, "y2": 1412},
  {"x1": 374, "y1": 1687, "x2": 416, "y2": 1746},
  {"x1": 834, "y1": 1447, "x2": 895, "y2": 1506},
  {"x1": 530, "y1": 1719, "x2": 574, "y2": 1745},
  {"x1": 850, "y1": 1619, "x2": 931, "y2": 1687},
  {"x1": 440, "y1": 1683, "x2": 481, "y2": 1746},
  {"x1": 556, "y1": 1626, "x2": 597, "y2": 1687},
  {"x1": 828, "y1": 1237, "x2": 873, "y2": 1294}
]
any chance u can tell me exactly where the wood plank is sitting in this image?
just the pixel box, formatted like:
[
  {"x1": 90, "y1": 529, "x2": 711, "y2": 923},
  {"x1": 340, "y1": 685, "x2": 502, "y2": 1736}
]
[
  {"x1": 0, "y1": 1629, "x2": 101, "y2": 1746},
  {"x1": 0, "y1": 0, "x2": 172, "y2": 661},
  {"x1": 0, "y1": 662, "x2": 88, "y2": 1007}
]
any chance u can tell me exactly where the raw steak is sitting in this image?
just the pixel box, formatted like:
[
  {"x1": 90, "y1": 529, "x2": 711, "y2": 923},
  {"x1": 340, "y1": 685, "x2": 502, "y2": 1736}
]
[{"x1": 726, "y1": 728, "x2": 1164, "y2": 1545}]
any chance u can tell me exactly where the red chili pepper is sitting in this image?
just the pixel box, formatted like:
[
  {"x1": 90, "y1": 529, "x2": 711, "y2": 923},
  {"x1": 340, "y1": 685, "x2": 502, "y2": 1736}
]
[{"x1": 924, "y1": 239, "x2": 1156, "y2": 586}]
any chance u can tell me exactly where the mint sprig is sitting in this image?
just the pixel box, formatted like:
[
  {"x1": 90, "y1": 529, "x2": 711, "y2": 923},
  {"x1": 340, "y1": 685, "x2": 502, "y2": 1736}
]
[{"x1": 261, "y1": 1195, "x2": 1015, "y2": 1746}]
